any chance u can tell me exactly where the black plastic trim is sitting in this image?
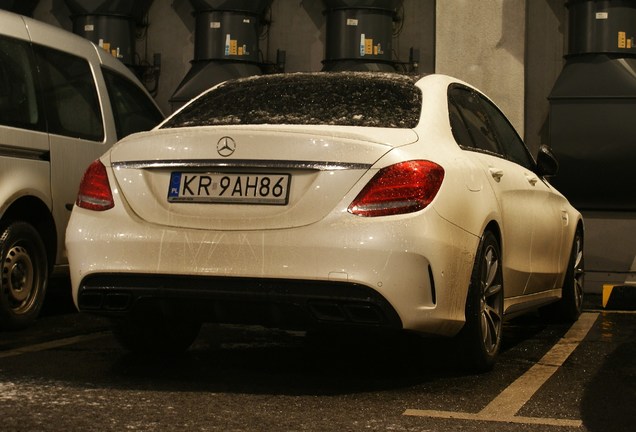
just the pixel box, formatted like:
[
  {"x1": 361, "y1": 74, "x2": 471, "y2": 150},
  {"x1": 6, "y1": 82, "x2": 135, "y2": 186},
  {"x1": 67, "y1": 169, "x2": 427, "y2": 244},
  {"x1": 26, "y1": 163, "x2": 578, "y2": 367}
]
[{"x1": 78, "y1": 273, "x2": 403, "y2": 331}]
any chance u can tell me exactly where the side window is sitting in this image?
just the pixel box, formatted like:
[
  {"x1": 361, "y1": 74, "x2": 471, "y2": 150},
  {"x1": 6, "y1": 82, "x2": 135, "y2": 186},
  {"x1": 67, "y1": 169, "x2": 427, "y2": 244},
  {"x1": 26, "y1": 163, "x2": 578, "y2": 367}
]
[
  {"x1": 479, "y1": 97, "x2": 535, "y2": 170},
  {"x1": 102, "y1": 68, "x2": 163, "y2": 139},
  {"x1": 0, "y1": 35, "x2": 43, "y2": 131},
  {"x1": 34, "y1": 45, "x2": 104, "y2": 141},
  {"x1": 448, "y1": 99, "x2": 475, "y2": 148},
  {"x1": 449, "y1": 87, "x2": 502, "y2": 156}
]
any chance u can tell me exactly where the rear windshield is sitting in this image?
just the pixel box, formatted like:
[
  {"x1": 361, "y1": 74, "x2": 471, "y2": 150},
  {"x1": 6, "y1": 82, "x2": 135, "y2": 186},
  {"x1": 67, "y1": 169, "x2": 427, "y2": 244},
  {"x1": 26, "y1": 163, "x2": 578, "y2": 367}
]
[{"x1": 161, "y1": 72, "x2": 422, "y2": 129}]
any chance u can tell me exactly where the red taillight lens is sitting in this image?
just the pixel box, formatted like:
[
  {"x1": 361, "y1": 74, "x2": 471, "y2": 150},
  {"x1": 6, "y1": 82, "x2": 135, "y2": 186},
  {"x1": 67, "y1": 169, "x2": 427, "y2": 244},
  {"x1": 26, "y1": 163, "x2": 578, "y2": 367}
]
[
  {"x1": 76, "y1": 159, "x2": 114, "y2": 211},
  {"x1": 348, "y1": 160, "x2": 444, "y2": 217}
]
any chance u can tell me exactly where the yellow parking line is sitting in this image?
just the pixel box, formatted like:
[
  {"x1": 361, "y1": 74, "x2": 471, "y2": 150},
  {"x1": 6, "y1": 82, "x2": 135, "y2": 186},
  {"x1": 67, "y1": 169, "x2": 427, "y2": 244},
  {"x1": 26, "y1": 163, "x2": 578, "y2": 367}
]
[
  {"x1": 403, "y1": 409, "x2": 583, "y2": 427},
  {"x1": 0, "y1": 332, "x2": 109, "y2": 359},
  {"x1": 404, "y1": 312, "x2": 599, "y2": 427}
]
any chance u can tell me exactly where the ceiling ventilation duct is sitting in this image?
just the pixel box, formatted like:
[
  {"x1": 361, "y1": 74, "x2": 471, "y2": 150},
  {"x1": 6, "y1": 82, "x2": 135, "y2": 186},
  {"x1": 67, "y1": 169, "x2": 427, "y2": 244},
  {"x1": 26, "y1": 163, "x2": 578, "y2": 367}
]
[
  {"x1": 548, "y1": 0, "x2": 636, "y2": 211},
  {"x1": 169, "y1": 0, "x2": 271, "y2": 111},
  {"x1": 322, "y1": 0, "x2": 403, "y2": 72},
  {"x1": 64, "y1": 0, "x2": 154, "y2": 67},
  {"x1": 0, "y1": 0, "x2": 39, "y2": 16}
]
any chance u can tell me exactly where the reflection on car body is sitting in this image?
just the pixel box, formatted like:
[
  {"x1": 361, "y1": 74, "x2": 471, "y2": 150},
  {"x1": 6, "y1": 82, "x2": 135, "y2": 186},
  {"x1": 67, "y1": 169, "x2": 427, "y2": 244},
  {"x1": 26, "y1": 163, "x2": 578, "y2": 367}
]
[{"x1": 66, "y1": 72, "x2": 584, "y2": 371}]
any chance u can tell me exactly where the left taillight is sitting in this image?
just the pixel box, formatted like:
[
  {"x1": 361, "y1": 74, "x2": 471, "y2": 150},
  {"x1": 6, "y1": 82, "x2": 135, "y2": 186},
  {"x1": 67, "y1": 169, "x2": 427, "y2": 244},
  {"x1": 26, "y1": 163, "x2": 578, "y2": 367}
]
[
  {"x1": 76, "y1": 159, "x2": 114, "y2": 211},
  {"x1": 348, "y1": 160, "x2": 444, "y2": 217}
]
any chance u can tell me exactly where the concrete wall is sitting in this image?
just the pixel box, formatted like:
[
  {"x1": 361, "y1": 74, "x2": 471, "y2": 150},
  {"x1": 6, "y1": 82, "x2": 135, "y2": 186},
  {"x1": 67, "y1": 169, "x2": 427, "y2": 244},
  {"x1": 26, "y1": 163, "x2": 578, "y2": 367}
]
[
  {"x1": 27, "y1": 1, "x2": 575, "y2": 173},
  {"x1": 434, "y1": 0, "x2": 566, "y2": 156},
  {"x1": 162, "y1": 0, "x2": 436, "y2": 114},
  {"x1": 29, "y1": 0, "x2": 569, "y2": 151},
  {"x1": 436, "y1": 0, "x2": 526, "y2": 138},
  {"x1": 525, "y1": 0, "x2": 567, "y2": 154},
  {"x1": 31, "y1": 0, "x2": 435, "y2": 115},
  {"x1": 32, "y1": 0, "x2": 538, "y2": 142}
]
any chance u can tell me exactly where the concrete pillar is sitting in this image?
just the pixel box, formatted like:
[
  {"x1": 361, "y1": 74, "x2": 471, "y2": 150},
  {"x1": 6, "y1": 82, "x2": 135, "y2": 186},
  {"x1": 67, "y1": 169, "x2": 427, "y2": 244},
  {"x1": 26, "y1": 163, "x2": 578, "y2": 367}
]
[{"x1": 435, "y1": 0, "x2": 526, "y2": 137}]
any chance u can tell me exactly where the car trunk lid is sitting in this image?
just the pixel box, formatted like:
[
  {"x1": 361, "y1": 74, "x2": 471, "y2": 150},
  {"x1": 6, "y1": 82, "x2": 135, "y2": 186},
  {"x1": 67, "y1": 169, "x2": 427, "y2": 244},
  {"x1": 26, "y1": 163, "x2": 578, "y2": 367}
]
[{"x1": 108, "y1": 125, "x2": 418, "y2": 230}]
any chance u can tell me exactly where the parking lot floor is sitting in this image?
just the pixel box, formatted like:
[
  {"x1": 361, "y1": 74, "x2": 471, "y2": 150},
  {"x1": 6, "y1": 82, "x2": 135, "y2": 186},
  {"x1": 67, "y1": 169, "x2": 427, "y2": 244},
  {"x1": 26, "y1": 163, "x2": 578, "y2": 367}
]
[{"x1": 0, "y1": 289, "x2": 634, "y2": 431}]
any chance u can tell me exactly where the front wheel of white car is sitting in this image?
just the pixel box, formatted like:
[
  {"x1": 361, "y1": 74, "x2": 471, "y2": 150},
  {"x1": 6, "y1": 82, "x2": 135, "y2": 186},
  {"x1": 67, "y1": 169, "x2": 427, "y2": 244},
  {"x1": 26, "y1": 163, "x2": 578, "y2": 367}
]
[
  {"x1": 458, "y1": 231, "x2": 504, "y2": 372},
  {"x1": 112, "y1": 315, "x2": 201, "y2": 355},
  {"x1": 0, "y1": 221, "x2": 48, "y2": 330}
]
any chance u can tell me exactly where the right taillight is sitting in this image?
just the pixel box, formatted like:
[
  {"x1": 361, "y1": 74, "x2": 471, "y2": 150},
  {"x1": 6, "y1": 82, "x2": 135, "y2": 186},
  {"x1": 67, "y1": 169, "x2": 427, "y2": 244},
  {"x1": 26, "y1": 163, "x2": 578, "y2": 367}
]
[
  {"x1": 348, "y1": 160, "x2": 444, "y2": 217},
  {"x1": 76, "y1": 159, "x2": 114, "y2": 211}
]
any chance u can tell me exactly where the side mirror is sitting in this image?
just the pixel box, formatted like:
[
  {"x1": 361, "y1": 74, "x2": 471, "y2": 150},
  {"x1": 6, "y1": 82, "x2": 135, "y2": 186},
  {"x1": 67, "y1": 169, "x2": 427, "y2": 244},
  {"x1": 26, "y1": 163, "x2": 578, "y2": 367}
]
[{"x1": 536, "y1": 145, "x2": 559, "y2": 177}]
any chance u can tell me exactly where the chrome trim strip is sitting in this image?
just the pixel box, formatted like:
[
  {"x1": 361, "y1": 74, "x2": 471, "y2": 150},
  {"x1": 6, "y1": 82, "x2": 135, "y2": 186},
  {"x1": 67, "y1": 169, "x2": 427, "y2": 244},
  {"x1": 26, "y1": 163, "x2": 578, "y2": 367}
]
[
  {"x1": 112, "y1": 159, "x2": 372, "y2": 171},
  {"x1": 504, "y1": 289, "x2": 561, "y2": 317},
  {"x1": 0, "y1": 145, "x2": 49, "y2": 161}
]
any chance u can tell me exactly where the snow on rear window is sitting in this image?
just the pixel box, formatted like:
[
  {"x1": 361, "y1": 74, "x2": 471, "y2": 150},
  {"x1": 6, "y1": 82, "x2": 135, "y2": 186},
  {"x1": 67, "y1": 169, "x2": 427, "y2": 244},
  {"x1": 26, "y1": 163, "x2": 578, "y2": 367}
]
[{"x1": 162, "y1": 72, "x2": 422, "y2": 129}]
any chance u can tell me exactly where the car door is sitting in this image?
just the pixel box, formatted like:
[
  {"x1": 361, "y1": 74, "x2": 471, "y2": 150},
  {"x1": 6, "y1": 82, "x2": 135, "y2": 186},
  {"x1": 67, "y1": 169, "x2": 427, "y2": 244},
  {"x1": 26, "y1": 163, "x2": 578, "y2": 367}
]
[
  {"x1": 33, "y1": 41, "x2": 163, "y2": 267},
  {"x1": 478, "y1": 96, "x2": 564, "y2": 293},
  {"x1": 33, "y1": 43, "x2": 110, "y2": 266},
  {"x1": 449, "y1": 86, "x2": 538, "y2": 297}
]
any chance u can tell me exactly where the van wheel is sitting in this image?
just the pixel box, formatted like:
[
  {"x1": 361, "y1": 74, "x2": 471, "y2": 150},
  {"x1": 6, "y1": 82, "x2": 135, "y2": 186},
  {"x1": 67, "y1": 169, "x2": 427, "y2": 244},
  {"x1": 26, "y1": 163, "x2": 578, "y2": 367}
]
[
  {"x1": 458, "y1": 231, "x2": 504, "y2": 372},
  {"x1": 0, "y1": 222, "x2": 48, "y2": 330}
]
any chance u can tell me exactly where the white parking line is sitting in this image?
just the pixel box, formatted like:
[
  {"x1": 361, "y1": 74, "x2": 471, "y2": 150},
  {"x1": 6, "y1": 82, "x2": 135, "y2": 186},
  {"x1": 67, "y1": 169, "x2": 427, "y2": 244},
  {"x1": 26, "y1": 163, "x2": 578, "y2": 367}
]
[
  {"x1": 0, "y1": 332, "x2": 109, "y2": 359},
  {"x1": 404, "y1": 312, "x2": 599, "y2": 427}
]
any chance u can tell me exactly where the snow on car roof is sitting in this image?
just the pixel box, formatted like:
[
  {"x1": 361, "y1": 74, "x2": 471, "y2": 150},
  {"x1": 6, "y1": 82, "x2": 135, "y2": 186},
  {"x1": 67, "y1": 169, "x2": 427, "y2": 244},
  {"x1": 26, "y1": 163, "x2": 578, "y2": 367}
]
[{"x1": 162, "y1": 72, "x2": 423, "y2": 129}]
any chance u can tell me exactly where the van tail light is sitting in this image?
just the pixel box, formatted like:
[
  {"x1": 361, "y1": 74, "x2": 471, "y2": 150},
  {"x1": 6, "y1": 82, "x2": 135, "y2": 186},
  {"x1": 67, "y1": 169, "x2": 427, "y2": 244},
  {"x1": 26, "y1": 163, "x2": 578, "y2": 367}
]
[
  {"x1": 348, "y1": 160, "x2": 444, "y2": 217},
  {"x1": 76, "y1": 160, "x2": 115, "y2": 211}
]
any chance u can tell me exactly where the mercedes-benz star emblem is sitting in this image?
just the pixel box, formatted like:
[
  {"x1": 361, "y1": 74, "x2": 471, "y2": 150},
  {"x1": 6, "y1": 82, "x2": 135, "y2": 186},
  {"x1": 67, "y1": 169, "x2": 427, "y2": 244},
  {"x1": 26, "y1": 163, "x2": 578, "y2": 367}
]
[{"x1": 217, "y1": 136, "x2": 236, "y2": 157}]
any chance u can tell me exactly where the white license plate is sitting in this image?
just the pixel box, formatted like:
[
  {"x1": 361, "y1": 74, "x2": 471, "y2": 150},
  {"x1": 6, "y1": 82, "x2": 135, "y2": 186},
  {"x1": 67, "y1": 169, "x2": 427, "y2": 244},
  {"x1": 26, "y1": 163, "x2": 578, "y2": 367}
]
[{"x1": 168, "y1": 172, "x2": 291, "y2": 205}]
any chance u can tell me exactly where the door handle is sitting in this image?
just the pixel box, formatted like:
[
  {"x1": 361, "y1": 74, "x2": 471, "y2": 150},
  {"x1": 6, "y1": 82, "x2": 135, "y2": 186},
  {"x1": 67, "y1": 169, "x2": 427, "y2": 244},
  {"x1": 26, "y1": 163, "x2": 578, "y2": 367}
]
[
  {"x1": 561, "y1": 210, "x2": 569, "y2": 226},
  {"x1": 525, "y1": 174, "x2": 538, "y2": 186},
  {"x1": 489, "y1": 168, "x2": 504, "y2": 182}
]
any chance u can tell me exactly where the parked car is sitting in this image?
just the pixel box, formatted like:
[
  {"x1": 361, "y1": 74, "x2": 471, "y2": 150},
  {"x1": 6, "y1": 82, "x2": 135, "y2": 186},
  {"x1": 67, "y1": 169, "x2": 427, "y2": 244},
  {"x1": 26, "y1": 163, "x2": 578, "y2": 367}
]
[
  {"x1": 66, "y1": 72, "x2": 584, "y2": 370},
  {"x1": 0, "y1": 10, "x2": 164, "y2": 329}
]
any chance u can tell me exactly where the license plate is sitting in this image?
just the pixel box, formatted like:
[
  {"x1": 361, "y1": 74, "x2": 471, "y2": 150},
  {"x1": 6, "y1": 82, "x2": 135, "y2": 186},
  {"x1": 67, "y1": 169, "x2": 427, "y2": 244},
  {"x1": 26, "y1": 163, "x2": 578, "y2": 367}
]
[{"x1": 168, "y1": 172, "x2": 291, "y2": 205}]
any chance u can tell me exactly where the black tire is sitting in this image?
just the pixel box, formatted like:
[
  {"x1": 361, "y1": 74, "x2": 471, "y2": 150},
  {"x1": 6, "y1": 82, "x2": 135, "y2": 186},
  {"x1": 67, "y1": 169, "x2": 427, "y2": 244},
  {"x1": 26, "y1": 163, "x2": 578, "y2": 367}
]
[
  {"x1": 543, "y1": 229, "x2": 584, "y2": 322},
  {"x1": 0, "y1": 221, "x2": 48, "y2": 330},
  {"x1": 458, "y1": 231, "x2": 504, "y2": 372},
  {"x1": 112, "y1": 315, "x2": 201, "y2": 355}
]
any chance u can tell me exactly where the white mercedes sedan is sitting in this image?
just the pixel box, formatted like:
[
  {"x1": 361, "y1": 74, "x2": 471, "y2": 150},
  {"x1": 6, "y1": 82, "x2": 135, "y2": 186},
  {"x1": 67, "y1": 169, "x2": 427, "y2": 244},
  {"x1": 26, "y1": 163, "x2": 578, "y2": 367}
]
[{"x1": 66, "y1": 72, "x2": 584, "y2": 371}]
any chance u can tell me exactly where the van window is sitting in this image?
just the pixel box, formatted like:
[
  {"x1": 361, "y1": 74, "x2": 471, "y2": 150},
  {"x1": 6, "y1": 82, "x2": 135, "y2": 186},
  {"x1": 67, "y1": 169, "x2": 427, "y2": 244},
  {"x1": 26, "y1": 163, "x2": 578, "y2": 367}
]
[
  {"x1": 34, "y1": 45, "x2": 104, "y2": 141},
  {"x1": 102, "y1": 68, "x2": 163, "y2": 139},
  {"x1": 0, "y1": 35, "x2": 43, "y2": 131}
]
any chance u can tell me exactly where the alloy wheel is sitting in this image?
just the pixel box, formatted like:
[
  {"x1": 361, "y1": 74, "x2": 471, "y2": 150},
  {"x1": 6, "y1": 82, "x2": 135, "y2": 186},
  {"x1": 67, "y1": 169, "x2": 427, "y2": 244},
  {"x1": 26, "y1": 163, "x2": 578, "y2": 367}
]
[
  {"x1": 572, "y1": 235, "x2": 584, "y2": 313},
  {"x1": 480, "y1": 245, "x2": 503, "y2": 355}
]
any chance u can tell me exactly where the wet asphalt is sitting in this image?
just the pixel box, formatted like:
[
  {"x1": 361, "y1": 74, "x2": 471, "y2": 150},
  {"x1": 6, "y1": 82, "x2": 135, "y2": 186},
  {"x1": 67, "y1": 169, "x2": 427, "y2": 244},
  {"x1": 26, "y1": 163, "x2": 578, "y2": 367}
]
[{"x1": 0, "y1": 277, "x2": 634, "y2": 432}]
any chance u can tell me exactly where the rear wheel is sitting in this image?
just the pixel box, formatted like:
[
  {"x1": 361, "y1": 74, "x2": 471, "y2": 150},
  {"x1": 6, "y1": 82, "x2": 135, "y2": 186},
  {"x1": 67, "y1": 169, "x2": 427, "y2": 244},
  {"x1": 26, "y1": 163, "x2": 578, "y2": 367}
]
[
  {"x1": 543, "y1": 229, "x2": 584, "y2": 322},
  {"x1": 458, "y1": 231, "x2": 503, "y2": 372},
  {"x1": 0, "y1": 221, "x2": 48, "y2": 330},
  {"x1": 112, "y1": 315, "x2": 201, "y2": 355}
]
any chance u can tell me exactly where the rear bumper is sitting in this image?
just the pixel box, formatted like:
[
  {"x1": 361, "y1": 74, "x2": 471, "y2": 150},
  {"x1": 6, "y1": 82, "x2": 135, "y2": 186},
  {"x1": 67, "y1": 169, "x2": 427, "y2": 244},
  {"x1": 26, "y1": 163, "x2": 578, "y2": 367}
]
[
  {"x1": 78, "y1": 273, "x2": 402, "y2": 330},
  {"x1": 67, "y1": 202, "x2": 479, "y2": 336}
]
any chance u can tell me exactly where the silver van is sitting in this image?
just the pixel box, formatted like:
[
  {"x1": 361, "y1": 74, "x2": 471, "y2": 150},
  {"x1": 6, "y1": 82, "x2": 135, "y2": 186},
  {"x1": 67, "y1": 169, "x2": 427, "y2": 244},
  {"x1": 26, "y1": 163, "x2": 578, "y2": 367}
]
[{"x1": 0, "y1": 10, "x2": 164, "y2": 329}]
